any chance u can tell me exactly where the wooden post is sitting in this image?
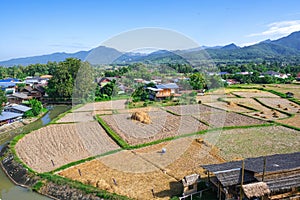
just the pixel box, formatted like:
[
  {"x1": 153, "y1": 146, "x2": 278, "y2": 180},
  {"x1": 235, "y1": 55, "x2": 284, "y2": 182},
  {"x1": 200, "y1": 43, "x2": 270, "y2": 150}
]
[
  {"x1": 262, "y1": 157, "x2": 266, "y2": 181},
  {"x1": 239, "y1": 160, "x2": 245, "y2": 200},
  {"x1": 219, "y1": 182, "x2": 222, "y2": 200}
]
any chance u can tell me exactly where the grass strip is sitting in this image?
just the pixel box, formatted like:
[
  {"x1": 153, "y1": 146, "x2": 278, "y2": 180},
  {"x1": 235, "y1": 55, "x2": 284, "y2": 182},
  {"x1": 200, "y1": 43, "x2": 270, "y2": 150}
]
[{"x1": 95, "y1": 115, "x2": 129, "y2": 148}]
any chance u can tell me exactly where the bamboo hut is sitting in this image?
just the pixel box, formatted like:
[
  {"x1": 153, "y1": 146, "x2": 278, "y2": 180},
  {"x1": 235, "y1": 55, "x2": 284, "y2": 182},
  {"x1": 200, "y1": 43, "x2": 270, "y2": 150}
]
[{"x1": 202, "y1": 152, "x2": 300, "y2": 200}]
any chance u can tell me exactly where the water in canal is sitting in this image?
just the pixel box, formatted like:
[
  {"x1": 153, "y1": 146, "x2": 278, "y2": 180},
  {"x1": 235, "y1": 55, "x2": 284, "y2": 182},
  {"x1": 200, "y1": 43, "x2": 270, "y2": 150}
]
[{"x1": 0, "y1": 105, "x2": 70, "y2": 200}]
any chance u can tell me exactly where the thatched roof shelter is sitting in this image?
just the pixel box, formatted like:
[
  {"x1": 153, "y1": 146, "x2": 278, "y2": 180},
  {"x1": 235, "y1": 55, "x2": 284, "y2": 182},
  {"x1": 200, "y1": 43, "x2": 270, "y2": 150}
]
[{"x1": 242, "y1": 182, "x2": 270, "y2": 198}]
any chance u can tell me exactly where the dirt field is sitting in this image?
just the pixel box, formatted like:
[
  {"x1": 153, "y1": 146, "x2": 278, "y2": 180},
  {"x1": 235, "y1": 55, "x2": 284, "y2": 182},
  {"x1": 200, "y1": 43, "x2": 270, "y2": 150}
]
[
  {"x1": 58, "y1": 137, "x2": 222, "y2": 200},
  {"x1": 208, "y1": 125, "x2": 300, "y2": 160},
  {"x1": 15, "y1": 122, "x2": 119, "y2": 172},
  {"x1": 101, "y1": 111, "x2": 208, "y2": 145},
  {"x1": 193, "y1": 112, "x2": 266, "y2": 128},
  {"x1": 276, "y1": 114, "x2": 300, "y2": 128}
]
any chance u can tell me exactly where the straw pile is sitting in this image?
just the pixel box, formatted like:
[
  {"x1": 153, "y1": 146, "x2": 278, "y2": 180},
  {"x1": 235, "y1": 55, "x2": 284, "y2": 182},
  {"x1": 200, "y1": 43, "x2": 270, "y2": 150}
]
[
  {"x1": 131, "y1": 111, "x2": 151, "y2": 124},
  {"x1": 242, "y1": 182, "x2": 270, "y2": 198}
]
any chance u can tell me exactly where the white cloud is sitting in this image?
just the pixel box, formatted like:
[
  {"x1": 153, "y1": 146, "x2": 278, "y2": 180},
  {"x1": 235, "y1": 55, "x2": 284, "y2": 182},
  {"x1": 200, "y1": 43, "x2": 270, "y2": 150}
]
[{"x1": 247, "y1": 20, "x2": 300, "y2": 38}]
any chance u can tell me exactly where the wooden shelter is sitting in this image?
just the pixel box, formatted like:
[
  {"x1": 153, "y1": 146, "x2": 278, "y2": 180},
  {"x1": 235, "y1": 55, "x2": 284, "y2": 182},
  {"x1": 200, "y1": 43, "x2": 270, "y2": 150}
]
[
  {"x1": 202, "y1": 152, "x2": 300, "y2": 200},
  {"x1": 242, "y1": 182, "x2": 270, "y2": 199},
  {"x1": 181, "y1": 174, "x2": 201, "y2": 196}
]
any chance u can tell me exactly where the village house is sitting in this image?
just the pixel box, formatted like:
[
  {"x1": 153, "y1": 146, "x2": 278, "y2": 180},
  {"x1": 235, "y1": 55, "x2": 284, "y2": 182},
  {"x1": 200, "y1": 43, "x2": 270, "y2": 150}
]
[
  {"x1": 202, "y1": 152, "x2": 300, "y2": 200},
  {"x1": 96, "y1": 77, "x2": 116, "y2": 88},
  {"x1": 7, "y1": 93, "x2": 32, "y2": 104},
  {"x1": 147, "y1": 83, "x2": 180, "y2": 100}
]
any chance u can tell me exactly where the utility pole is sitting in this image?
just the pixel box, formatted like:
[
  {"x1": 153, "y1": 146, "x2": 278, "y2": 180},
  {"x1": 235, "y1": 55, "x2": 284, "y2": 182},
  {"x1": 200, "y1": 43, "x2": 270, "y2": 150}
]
[{"x1": 239, "y1": 160, "x2": 245, "y2": 200}]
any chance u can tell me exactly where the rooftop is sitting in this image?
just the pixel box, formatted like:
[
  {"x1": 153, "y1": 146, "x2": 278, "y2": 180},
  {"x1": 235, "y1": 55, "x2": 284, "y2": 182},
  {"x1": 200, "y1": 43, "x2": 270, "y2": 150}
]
[
  {"x1": 202, "y1": 152, "x2": 300, "y2": 174},
  {"x1": 0, "y1": 111, "x2": 23, "y2": 121}
]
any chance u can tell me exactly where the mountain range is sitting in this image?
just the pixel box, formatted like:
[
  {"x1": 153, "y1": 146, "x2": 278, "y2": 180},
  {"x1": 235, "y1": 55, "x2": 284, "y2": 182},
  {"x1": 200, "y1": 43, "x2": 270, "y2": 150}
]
[{"x1": 1, "y1": 31, "x2": 300, "y2": 67}]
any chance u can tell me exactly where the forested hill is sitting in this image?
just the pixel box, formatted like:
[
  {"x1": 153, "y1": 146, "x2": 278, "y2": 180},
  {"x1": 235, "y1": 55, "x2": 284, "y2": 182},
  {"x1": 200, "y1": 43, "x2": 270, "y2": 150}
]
[{"x1": 1, "y1": 31, "x2": 300, "y2": 66}]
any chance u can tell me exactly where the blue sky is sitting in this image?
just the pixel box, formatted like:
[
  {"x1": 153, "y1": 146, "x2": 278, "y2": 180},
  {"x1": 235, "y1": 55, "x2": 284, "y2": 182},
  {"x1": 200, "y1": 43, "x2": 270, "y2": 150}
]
[{"x1": 1, "y1": 0, "x2": 300, "y2": 61}]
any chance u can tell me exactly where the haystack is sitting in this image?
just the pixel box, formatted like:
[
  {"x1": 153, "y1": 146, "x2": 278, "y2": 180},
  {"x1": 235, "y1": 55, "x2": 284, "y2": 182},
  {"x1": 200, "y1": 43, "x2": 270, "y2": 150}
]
[
  {"x1": 131, "y1": 111, "x2": 151, "y2": 124},
  {"x1": 227, "y1": 101, "x2": 236, "y2": 106},
  {"x1": 242, "y1": 182, "x2": 270, "y2": 199}
]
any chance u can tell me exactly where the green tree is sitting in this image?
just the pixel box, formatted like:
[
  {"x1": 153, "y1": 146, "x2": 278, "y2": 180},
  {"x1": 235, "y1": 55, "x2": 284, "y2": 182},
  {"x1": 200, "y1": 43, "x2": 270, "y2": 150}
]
[
  {"x1": 189, "y1": 72, "x2": 206, "y2": 90},
  {"x1": 24, "y1": 99, "x2": 43, "y2": 117},
  {"x1": 0, "y1": 90, "x2": 7, "y2": 114},
  {"x1": 47, "y1": 58, "x2": 82, "y2": 99},
  {"x1": 73, "y1": 62, "x2": 96, "y2": 103}
]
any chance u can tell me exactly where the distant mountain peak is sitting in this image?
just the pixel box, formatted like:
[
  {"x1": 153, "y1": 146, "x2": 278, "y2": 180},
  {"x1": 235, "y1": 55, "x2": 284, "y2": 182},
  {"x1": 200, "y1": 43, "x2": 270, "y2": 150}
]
[{"x1": 221, "y1": 43, "x2": 240, "y2": 50}]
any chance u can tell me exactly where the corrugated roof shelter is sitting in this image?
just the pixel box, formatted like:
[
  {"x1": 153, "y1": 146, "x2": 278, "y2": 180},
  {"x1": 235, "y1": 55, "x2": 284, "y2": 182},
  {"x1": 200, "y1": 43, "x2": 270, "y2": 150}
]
[
  {"x1": 4, "y1": 105, "x2": 31, "y2": 113},
  {"x1": 0, "y1": 111, "x2": 23, "y2": 122},
  {"x1": 155, "y1": 83, "x2": 179, "y2": 89},
  {"x1": 202, "y1": 152, "x2": 300, "y2": 174}
]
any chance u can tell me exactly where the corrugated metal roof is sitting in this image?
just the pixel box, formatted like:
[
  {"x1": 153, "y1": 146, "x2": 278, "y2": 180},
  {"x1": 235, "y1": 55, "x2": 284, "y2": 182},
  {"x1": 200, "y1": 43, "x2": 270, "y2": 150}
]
[
  {"x1": 5, "y1": 105, "x2": 32, "y2": 112},
  {"x1": 202, "y1": 152, "x2": 300, "y2": 174},
  {"x1": 155, "y1": 83, "x2": 179, "y2": 89},
  {"x1": 0, "y1": 111, "x2": 23, "y2": 121}
]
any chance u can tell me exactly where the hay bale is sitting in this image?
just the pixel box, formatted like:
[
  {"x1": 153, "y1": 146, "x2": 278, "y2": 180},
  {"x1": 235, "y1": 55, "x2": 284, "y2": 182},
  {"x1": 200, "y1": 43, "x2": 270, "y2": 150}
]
[
  {"x1": 284, "y1": 107, "x2": 289, "y2": 111},
  {"x1": 277, "y1": 104, "x2": 282, "y2": 108},
  {"x1": 260, "y1": 111, "x2": 265, "y2": 114},
  {"x1": 254, "y1": 113, "x2": 260, "y2": 116},
  {"x1": 227, "y1": 101, "x2": 236, "y2": 106},
  {"x1": 131, "y1": 111, "x2": 151, "y2": 124}
]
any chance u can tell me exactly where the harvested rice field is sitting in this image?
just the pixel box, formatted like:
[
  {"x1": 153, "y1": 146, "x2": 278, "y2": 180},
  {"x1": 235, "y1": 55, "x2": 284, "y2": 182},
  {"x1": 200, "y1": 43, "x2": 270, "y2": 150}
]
[
  {"x1": 223, "y1": 97, "x2": 268, "y2": 111},
  {"x1": 58, "y1": 137, "x2": 222, "y2": 200},
  {"x1": 204, "y1": 101, "x2": 252, "y2": 113},
  {"x1": 209, "y1": 125, "x2": 300, "y2": 160},
  {"x1": 101, "y1": 111, "x2": 208, "y2": 145},
  {"x1": 164, "y1": 104, "x2": 222, "y2": 116},
  {"x1": 74, "y1": 99, "x2": 127, "y2": 112},
  {"x1": 257, "y1": 97, "x2": 300, "y2": 114},
  {"x1": 56, "y1": 111, "x2": 94, "y2": 123},
  {"x1": 264, "y1": 84, "x2": 300, "y2": 100},
  {"x1": 193, "y1": 112, "x2": 266, "y2": 128},
  {"x1": 231, "y1": 90, "x2": 279, "y2": 98},
  {"x1": 15, "y1": 122, "x2": 119, "y2": 172}
]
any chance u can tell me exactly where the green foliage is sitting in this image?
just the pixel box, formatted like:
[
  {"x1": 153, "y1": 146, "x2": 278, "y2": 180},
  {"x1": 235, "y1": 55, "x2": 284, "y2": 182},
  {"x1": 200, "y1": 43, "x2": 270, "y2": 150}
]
[
  {"x1": 131, "y1": 82, "x2": 155, "y2": 102},
  {"x1": 95, "y1": 80, "x2": 118, "y2": 101},
  {"x1": 73, "y1": 62, "x2": 96, "y2": 103},
  {"x1": 24, "y1": 99, "x2": 43, "y2": 117},
  {"x1": 32, "y1": 181, "x2": 44, "y2": 192},
  {"x1": 189, "y1": 72, "x2": 206, "y2": 90},
  {"x1": 47, "y1": 58, "x2": 83, "y2": 100},
  {"x1": 0, "y1": 89, "x2": 7, "y2": 114}
]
